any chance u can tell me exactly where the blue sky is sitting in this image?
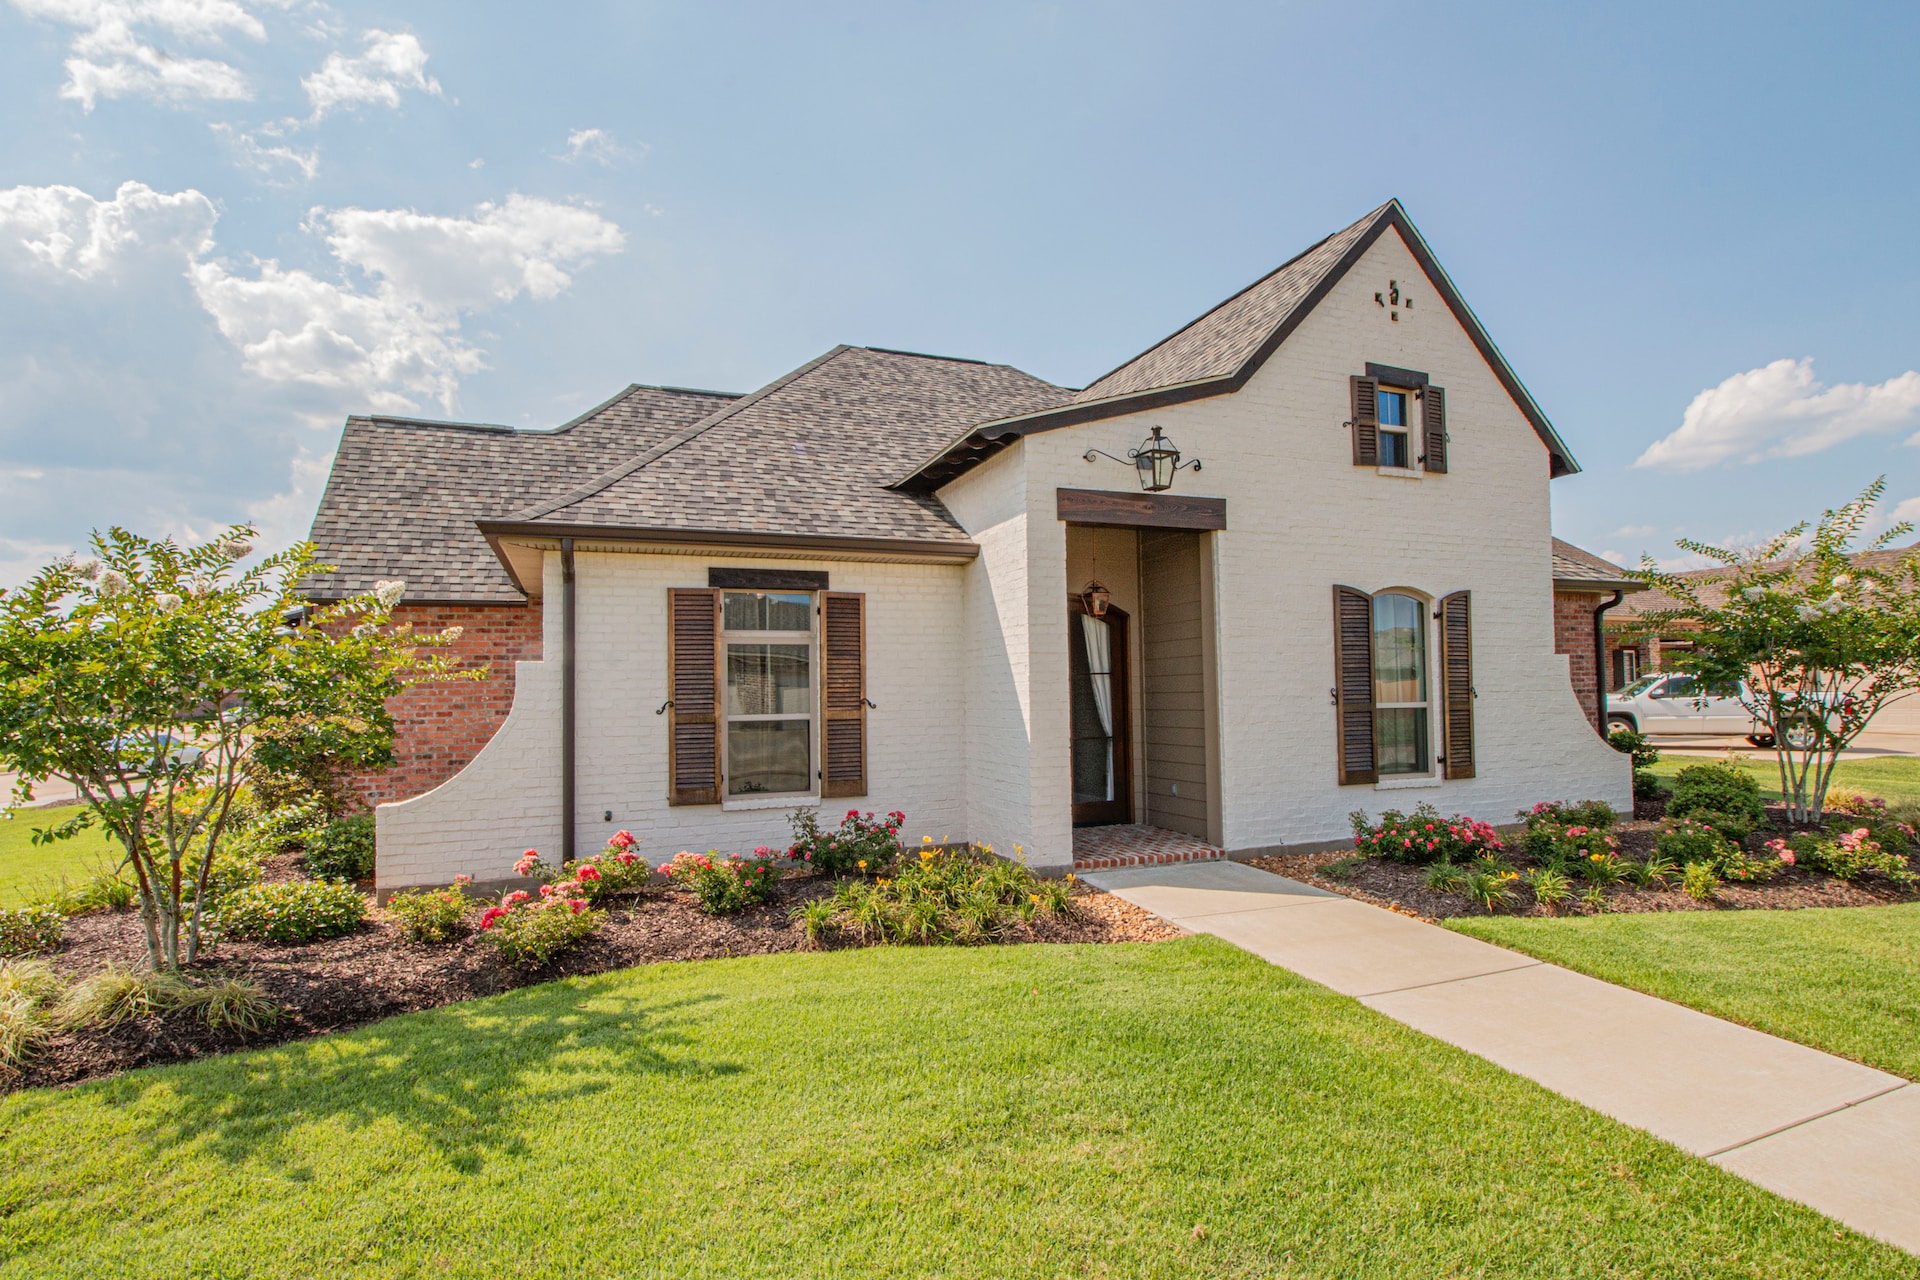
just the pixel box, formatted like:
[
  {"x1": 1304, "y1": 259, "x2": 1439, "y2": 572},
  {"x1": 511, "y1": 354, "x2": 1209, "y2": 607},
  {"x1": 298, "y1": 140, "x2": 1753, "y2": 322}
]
[{"x1": 1, "y1": 0, "x2": 1916, "y2": 586}]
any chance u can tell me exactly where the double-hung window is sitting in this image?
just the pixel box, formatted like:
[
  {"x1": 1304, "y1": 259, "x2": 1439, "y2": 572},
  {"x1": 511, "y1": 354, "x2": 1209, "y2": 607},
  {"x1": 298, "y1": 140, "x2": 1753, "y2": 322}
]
[
  {"x1": 1371, "y1": 592, "x2": 1430, "y2": 775},
  {"x1": 721, "y1": 590, "x2": 815, "y2": 796},
  {"x1": 1377, "y1": 387, "x2": 1414, "y2": 469}
]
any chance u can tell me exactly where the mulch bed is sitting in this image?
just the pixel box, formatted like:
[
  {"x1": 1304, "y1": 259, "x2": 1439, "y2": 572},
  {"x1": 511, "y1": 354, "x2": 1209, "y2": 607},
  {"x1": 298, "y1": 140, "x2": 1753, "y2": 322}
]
[
  {"x1": 1250, "y1": 800, "x2": 1919, "y2": 923},
  {"x1": 13, "y1": 878, "x2": 1183, "y2": 1095}
]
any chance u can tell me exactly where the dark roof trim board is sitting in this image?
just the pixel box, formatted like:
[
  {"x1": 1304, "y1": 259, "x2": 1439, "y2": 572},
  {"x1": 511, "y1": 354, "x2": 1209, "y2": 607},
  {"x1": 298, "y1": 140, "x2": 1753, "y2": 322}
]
[
  {"x1": 477, "y1": 520, "x2": 979, "y2": 596},
  {"x1": 900, "y1": 200, "x2": 1578, "y2": 492}
]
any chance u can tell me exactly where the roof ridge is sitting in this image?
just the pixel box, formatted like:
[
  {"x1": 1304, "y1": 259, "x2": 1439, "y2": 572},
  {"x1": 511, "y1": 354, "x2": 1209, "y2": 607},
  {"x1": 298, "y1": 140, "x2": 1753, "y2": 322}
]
[
  {"x1": 508, "y1": 346, "x2": 854, "y2": 523},
  {"x1": 859, "y1": 346, "x2": 990, "y2": 366}
]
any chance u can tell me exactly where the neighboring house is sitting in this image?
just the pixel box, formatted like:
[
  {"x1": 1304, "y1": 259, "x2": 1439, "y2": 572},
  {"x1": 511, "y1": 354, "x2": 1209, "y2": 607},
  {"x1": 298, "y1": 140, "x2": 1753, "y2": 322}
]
[
  {"x1": 1549, "y1": 539, "x2": 1645, "y2": 732},
  {"x1": 305, "y1": 199, "x2": 1630, "y2": 892}
]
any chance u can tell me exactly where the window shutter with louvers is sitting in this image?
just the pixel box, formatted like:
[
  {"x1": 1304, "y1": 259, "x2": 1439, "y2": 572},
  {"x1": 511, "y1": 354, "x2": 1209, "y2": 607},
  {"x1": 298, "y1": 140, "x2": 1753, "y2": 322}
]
[
  {"x1": 1349, "y1": 375, "x2": 1379, "y2": 466},
  {"x1": 819, "y1": 591, "x2": 867, "y2": 798},
  {"x1": 1423, "y1": 385, "x2": 1448, "y2": 474},
  {"x1": 1332, "y1": 585, "x2": 1377, "y2": 784},
  {"x1": 666, "y1": 588, "x2": 722, "y2": 804},
  {"x1": 1439, "y1": 590, "x2": 1475, "y2": 779}
]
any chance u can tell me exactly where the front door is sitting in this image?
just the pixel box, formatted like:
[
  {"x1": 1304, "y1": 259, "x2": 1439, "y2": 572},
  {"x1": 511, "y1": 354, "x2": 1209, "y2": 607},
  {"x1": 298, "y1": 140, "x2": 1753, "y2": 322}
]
[{"x1": 1069, "y1": 600, "x2": 1131, "y2": 826}]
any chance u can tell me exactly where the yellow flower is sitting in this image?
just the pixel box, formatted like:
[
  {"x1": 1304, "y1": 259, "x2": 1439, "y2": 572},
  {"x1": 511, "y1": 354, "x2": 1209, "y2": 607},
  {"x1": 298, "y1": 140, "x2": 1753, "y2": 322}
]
[
  {"x1": 922, "y1": 835, "x2": 933, "y2": 844},
  {"x1": 857, "y1": 859, "x2": 867, "y2": 870},
  {"x1": 1065, "y1": 873, "x2": 1076, "y2": 882},
  {"x1": 1028, "y1": 894, "x2": 1040, "y2": 904}
]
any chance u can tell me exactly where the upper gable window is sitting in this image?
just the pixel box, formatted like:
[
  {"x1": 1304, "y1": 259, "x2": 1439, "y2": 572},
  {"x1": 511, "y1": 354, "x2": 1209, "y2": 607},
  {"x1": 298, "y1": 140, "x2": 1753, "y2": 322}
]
[
  {"x1": 1349, "y1": 371, "x2": 1448, "y2": 474},
  {"x1": 1377, "y1": 387, "x2": 1414, "y2": 469}
]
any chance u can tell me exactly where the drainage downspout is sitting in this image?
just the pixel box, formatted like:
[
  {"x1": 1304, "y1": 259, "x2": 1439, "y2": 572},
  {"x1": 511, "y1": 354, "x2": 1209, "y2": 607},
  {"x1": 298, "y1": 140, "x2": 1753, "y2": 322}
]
[
  {"x1": 561, "y1": 537, "x2": 577, "y2": 862},
  {"x1": 1592, "y1": 589, "x2": 1624, "y2": 736}
]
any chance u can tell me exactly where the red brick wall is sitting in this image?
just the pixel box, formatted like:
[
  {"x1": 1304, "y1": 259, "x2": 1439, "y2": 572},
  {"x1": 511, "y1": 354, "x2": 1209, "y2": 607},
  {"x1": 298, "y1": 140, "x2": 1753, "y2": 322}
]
[
  {"x1": 1553, "y1": 590, "x2": 1604, "y2": 734},
  {"x1": 347, "y1": 601, "x2": 543, "y2": 808}
]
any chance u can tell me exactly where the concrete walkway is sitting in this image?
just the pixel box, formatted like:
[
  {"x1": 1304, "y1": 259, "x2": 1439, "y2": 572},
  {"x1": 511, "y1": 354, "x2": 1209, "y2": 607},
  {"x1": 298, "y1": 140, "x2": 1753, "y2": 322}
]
[{"x1": 1084, "y1": 859, "x2": 1920, "y2": 1255}]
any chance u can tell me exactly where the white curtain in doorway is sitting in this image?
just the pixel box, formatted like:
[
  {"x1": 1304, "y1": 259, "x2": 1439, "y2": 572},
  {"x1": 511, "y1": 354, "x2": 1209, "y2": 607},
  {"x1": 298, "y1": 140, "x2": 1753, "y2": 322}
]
[{"x1": 1080, "y1": 613, "x2": 1114, "y2": 800}]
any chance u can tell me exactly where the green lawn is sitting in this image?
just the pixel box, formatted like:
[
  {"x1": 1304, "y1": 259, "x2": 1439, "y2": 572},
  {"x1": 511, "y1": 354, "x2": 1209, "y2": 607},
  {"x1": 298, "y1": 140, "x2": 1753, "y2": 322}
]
[
  {"x1": 1451, "y1": 905, "x2": 1920, "y2": 1080},
  {"x1": 1645, "y1": 753, "x2": 1920, "y2": 807},
  {"x1": 0, "y1": 804, "x2": 123, "y2": 907},
  {"x1": 3, "y1": 939, "x2": 1913, "y2": 1278}
]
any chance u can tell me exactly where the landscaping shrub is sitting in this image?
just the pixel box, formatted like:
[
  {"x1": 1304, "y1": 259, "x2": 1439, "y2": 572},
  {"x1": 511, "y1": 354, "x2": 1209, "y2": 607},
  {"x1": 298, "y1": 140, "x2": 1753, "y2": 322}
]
[
  {"x1": 787, "y1": 808, "x2": 905, "y2": 876},
  {"x1": 1524, "y1": 867, "x2": 1573, "y2": 913},
  {"x1": 1425, "y1": 862, "x2": 1468, "y2": 893},
  {"x1": 1666, "y1": 763, "x2": 1767, "y2": 826},
  {"x1": 1681, "y1": 861, "x2": 1720, "y2": 903},
  {"x1": 1609, "y1": 728, "x2": 1665, "y2": 800},
  {"x1": 661, "y1": 850, "x2": 780, "y2": 914},
  {"x1": 55, "y1": 964, "x2": 191, "y2": 1029},
  {"x1": 385, "y1": 880, "x2": 472, "y2": 944},
  {"x1": 245, "y1": 713, "x2": 374, "y2": 820},
  {"x1": 194, "y1": 838, "x2": 266, "y2": 905},
  {"x1": 479, "y1": 888, "x2": 602, "y2": 968},
  {"x1": 209, "y1": 880, "x2": 367, "y2": 944},
  {"x1": 1655, "y1": 818, "x2": 1739, "y2": 870},
  {"x1": 1824, "y1": 787, "x2": 1888, "y2": 818},
  {"x1": 817, "y1": 845, "x2": 1072, "y2": 944},
  {"x1": 302, "y1": 813, "x2": 376, "y2": 883},
  {"x1": 1521, "y1": 799, "x2": 1618, "y2": 830},
  {"x1": 1348, "y1": 804, "x2": 1503, "y2": 865},
  {"x1": 0, "y1": 903, "x2": 65, "y2": 957},
  {"x1": 1524, "y1": 821, "x2": 1619, "y2": 869},
  {"x1": 1462, "y1": 862, "x2": 1519, "y2": 913},
  {"x1": 1680, "y1": 808, "x2": 1756, "y2": 845},
  {"x1": 1575, "y1": 850, "x2": 1631, "y2": 887},
  {"x1": 1795, "y1": 827, "x2": 1916, "y2": 885},
  {"x1": 562, "y1": 831, "x2": 654, "y2": 901},
  {"x1": 0, "y1": 960, "x2": 61, "y2": 1079},
  {"x1": 1633, "y1": 770, "x2": 1667, "y2": 801},
  {"x1": 789, "y1": 897, "x2": 836, "y2": 946}
]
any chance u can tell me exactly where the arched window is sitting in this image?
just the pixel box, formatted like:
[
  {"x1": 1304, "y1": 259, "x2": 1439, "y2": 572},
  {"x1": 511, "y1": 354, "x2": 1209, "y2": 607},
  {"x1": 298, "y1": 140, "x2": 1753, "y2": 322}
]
[{"x1": 1371, "y1": 592, "x2": 1430, "y2": 775}]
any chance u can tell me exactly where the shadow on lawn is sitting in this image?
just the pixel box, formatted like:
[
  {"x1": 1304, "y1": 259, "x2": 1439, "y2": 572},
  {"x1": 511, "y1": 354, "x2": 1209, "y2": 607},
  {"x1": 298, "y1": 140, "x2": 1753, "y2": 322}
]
[{"x1": 12, "y1": 981, "x2": 742, "y2": 1176}]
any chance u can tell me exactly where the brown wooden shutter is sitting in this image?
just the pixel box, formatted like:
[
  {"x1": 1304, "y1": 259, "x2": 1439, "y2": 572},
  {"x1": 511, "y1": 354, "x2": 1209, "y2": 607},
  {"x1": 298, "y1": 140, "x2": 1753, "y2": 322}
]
[
  {"x1": 1439, "y1": 590, "x2": 1475, "y2": 779},
  {"x1": 819, "y1": 591, "x2": 867, "y2": 798},
  {"x1": 1422, "y1": 384, "x2": 1448, "y2": 474},
  {"x1": 1332, "y1": 585, "x2": 1377, "y2": 784},
  {"x1": 1349, "y1": 375, "x2": 1379, "y2": 466},
  {"x1": 667, "y1": 588, "x2": 721, "y2": 805}
]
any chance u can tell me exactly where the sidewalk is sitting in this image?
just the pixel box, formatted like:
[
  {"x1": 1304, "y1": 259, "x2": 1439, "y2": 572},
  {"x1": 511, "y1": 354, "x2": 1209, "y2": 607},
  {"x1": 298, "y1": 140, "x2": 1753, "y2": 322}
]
[{"x1": 1083, "y1": 859, "x2": 1920, "y2": 1255}]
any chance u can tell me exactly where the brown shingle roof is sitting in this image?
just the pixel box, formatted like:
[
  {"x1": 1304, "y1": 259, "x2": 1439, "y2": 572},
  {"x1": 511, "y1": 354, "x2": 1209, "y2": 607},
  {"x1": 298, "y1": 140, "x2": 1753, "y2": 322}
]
[
  {"x1": 500, "y1": 346, "x2": 1067, "y2": 546},
  {"x1": 1551, "y1": 539, "x2": 1642, "y2": 592},
  {"x1": 304, "y1": 384, "x2": 738, "y2": 603},
  {"x1": 1612, "y1": 543, "x2": 1920, "y2": 619}
]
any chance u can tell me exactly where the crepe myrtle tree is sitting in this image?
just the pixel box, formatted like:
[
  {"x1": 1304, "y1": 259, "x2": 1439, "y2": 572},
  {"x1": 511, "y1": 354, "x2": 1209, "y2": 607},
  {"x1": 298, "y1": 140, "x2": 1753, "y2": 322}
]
[
  {"x1": 0, "y1": 525, "x2": 474, "y2": 970},
  {"x1": 1630, "y1": 478, "x2": 1920, "y2": 825}
]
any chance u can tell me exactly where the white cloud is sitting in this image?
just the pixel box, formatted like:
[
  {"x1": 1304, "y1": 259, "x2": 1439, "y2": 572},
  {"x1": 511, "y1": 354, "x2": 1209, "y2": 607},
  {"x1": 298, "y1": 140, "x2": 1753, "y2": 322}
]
[
  {"x1": 1866, "y1": 495, "x2": 1920, "y2": 544},
  {"x1": 0, "y1": 179, "x2": 216, "y2": 278},
  {"x1": 301, "y1": 29, "x2": 440, "y2": 120},
  {"x1": 559, "y1": 127, "x2": 638, "y2": 166},
  {"x1": 10, "y1": 0, "x2": 266, "y2": 109},
  {"x1": 210, "y1": 122, "x2": 318, "y2": 179},
  {"x1": 1636, "y1": 358, "x2": 1920, "y2": 472},
  {"x1": 2, "y1": 180, "x2": 623, "y2": 415},
  {"x1": 1608, "y1": 524, "x2": 1659, "y2": 540},
  {"x1": 244, "y1": 447, "x2": 333, "y2": 555}
]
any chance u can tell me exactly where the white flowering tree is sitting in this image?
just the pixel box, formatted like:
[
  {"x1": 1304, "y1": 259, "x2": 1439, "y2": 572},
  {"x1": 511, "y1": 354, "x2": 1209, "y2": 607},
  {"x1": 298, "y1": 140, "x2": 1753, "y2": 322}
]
[
  {"x1": 0, "y1": 525, "x2": 470, "y2": 969},
  {"x1": 1631, "y1": 479, "x2": 1920, "y2": 824}
]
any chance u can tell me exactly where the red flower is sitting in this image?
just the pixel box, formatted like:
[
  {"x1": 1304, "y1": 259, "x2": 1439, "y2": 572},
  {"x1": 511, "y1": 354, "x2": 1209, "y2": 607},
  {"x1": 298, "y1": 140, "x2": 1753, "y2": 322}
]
[
  {"x1": 479, "y1": 907, "x2": 507, "y2": 930},
  {"x1": 577, "y1": 865, "x2": 601, "y2": 882},
  {"x1": 568, "y1": 899, "x2": 587, "y2": 914},
  {"x1": 609, "y1": 830, "x2": 636, "y2": 849}
]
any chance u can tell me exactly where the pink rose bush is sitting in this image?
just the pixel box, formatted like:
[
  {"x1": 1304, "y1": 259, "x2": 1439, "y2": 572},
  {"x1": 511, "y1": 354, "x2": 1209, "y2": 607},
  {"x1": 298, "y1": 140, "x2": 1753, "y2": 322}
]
[
  {"x1": 785, "y1": 809, "x2": 905, "y2": 877},
  {"x1": 1349, "y1": 803, "x2": 1503, "y2": 865},
  {"x1": 481, "y1": 855, "x2": 603, "y2": 968},
  {"x1": 660, "y1": 849, "x2": 780, "y2": 914}
]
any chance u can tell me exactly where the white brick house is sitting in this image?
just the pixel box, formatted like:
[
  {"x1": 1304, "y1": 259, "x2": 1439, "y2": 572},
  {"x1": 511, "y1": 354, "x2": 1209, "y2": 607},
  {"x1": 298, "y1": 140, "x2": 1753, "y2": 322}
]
[{"x1": 309, "y1": 199, "x2": 1629, "y2": 892}]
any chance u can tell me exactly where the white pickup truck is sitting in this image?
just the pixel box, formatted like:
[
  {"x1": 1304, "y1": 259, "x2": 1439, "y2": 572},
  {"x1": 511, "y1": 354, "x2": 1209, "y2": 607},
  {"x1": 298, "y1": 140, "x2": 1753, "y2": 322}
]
[{"x1": 1606, "y1": 674, "x2": 1763, "y2": 742}]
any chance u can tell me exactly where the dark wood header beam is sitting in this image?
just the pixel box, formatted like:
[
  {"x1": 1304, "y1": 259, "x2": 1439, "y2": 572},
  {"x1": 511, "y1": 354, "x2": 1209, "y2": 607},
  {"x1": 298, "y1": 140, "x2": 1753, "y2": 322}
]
[{"x1": 1055, "y1": 487, "x2": 1227, "y2": 530}]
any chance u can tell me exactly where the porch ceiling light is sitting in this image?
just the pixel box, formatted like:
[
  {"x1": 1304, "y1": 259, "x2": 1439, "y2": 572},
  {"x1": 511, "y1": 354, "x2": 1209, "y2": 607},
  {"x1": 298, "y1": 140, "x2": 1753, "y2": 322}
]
[
  {"x1": 1083, "y1": 426, "x2": 1202, "y2": 493},
  {"x1": 1081, "y1": 579, "x2": 1112, "y2": 617}
]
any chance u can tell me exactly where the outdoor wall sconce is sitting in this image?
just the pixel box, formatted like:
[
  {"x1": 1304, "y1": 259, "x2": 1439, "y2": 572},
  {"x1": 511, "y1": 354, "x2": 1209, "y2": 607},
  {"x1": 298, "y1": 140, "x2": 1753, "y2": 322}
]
[
  {"x1": 1080, "y1": 580, "x2": 1112, "y2": 617},
  {"x1": 1082, "y1": 425, "x2": 1202, "y2": 492}
]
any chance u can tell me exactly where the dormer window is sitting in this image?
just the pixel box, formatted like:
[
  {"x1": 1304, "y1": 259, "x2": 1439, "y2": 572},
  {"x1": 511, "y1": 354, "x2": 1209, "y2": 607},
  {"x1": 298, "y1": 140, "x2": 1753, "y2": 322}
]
[{"x1": 1377, "y1": 387, "x2": 1414, "y2": 469}]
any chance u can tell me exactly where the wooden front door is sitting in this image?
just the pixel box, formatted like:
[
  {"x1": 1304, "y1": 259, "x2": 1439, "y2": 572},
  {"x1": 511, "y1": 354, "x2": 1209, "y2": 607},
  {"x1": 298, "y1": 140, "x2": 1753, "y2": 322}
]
[{"x1": 1069, "y1": 599, "x2": 1131, "y2": 826}]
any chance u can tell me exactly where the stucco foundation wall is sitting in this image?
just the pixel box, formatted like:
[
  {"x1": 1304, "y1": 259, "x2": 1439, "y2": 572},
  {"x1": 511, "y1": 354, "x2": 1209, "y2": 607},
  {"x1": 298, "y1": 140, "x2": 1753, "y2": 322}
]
[
  {"x1": 374, "y1": 659, "x2": 562, "y2": 892},
  {"x1": 994, "y1": 222, "x2": 1629, "y2": 859}
]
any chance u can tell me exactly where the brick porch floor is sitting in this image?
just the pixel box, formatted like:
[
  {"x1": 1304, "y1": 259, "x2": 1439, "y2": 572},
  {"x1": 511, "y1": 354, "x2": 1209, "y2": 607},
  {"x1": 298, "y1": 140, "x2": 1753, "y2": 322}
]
[{"x1": 1072, "y1": 824, "x2": 1225, "y2": 871}]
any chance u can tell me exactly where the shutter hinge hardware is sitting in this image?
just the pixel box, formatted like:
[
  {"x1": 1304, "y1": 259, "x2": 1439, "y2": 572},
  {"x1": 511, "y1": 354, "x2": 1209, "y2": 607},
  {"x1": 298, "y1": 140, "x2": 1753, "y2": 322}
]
[
  {"x1": 655, "y1": 700, "x2": 674, "y2": 715},
  {"x1": 863, "y1": 698, "x2": 878, "y2": 710},
  {"x1": 1329, "y1": 687, "x2": 1339, "y2": 707}
]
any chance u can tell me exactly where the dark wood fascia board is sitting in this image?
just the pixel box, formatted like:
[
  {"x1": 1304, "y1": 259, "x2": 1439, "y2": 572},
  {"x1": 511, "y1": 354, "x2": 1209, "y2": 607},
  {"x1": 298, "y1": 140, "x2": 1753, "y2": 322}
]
[
  {"x1": 1553, "y1": 576, "x2": 1646, "y2": 594},
  {"x1": 905, "y1": 202, "x2": 1579, "y2": 490},
  {"x1": 708, "y1": 567, "x2": 831, "y2": 591},
  {"x1": 1365, "y1": 362, "x2": 1430, "y2": 389},
  {"x1": 1055, "y1": 487, "x2": 1227, "y2": 530}
]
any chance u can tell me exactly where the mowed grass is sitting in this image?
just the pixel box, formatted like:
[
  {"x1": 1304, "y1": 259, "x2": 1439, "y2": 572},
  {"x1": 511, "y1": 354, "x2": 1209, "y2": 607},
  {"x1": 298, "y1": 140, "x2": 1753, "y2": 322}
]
[
  {"x1": 3, "y1": 939, "x2": 1914, "y2": 1278},
  {"x1": 0, "y1": 803, "x2": 123, "y2": 907},
  {"x1": 1645, "y1": 754, "x2": 1920, "y2": 807},
  {"x1": 1452, "y1": 905, "x2": 1920, "y2": 1080}
]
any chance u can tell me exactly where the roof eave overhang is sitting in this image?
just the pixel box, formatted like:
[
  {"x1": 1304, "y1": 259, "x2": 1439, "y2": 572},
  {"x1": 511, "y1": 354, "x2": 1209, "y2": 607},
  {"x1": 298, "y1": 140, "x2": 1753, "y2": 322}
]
[
  {"x1": 1552, "y1": 576, "x2": 1646, "y2": 594},
  {"x1": 477, "y1": 520, "x2": 980, "y2": 595},
  {"x1": 900, "y1": 202, "x2": 1580, "y2": 492}
]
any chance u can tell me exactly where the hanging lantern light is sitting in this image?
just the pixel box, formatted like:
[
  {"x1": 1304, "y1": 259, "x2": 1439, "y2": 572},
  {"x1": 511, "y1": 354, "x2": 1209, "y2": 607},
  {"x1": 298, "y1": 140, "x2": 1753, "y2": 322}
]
[
  {"x1": 1083, "y1": 425, "x2": 1202, "y2": 493},
  {"x1": 1080, "y1": 579, "x2": 1112, "y2": 617}
]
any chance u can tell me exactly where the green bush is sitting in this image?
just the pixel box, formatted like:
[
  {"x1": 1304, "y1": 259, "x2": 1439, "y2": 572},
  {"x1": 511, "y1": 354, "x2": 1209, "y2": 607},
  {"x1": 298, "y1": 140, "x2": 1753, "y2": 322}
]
[
  {"x1": 1521, "y1": 800, "x2": 1618, "y2": 830},
  {"x1": 1667, "y1": 763, "x2": 1767, "y2": 826},
  {"x1": 1681, "y1": 861, "x2": 1720, "y2": 902},
  {"x1": 816, "y1": 845, "x2": 1072, "y2": 944},
  {"x1": 384, "y1": 883, "x2": 471, "y2": 944},
  {"x1": 0, "y1": 903, "x2": 65, "y2": 957},
  {"x1": 1682, "y1": 808, "x2": 1756, "y2": 845},
  {"x1": 1348, "y1": 804, "x2": 1504, "y2": 865},
  {"x1": 1633, "y1": 769, "x2": 1666, "y2": 801},
  {"x1": 479, "y1": 893, "x2": 602, "y2": 968},
  {"x1": 1656, "y1": 818, "x2": 1739, "y2": 869},
  {"x1": 1797, "y1": 827, "x2": 1916, "y2": 884},
  {"x1": 1607, "y1": 727, "x2": 1659, "y2": 772},
  {"x1": 661, "y1": 851, "x2": 780, "y2": 914},
  {"x1": 210, "y1": 880, "x2": 366, "y2": 944},
  {"x1": 302, "y1": 814, "x2": 375, "y2": 883},
  {"x1": 563, "y1": 833, "x2": 654, "y2": 902},
  {"x1": 787, "y1": 808, "x2": 905, "y2": 877},
  {"x1": 1523, "y1": 820, "x2": 1619, "y2": 870}
]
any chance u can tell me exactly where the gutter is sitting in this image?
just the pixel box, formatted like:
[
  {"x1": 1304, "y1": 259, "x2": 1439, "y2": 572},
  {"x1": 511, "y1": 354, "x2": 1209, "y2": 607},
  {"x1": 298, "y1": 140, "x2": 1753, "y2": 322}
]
[
  {"x1": 561, "y1": 537, "x2": 577, "y2": 862},
  {"x1": 1592, "y1": 589, "x2": 1624, "y2": 736}
]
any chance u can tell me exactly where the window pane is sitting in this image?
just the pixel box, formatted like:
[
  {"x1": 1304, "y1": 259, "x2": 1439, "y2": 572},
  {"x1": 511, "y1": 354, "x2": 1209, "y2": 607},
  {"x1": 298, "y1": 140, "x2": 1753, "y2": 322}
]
[
  {"x1": 1379, "y1": 391, "x2": 1406, "y2": 426},
  {"x1": 727, "y1": 719, "x2": 811, "y2": 795},
  {"x1": 1379, "y1": 430, "x2": 1410, "y2": 468},
  {"x1": 726, "y1": 644, "x2": 811, "y2": 715},
  {"x1": 1372, "y1": 593, "x2": 1427, "y2": 704},
  {"x1": 723, "y1": 591, "x2": 812, "y2": 631},
  {"x1": 1377, "y1": 708, "x2": 1430, "y2": 775}
]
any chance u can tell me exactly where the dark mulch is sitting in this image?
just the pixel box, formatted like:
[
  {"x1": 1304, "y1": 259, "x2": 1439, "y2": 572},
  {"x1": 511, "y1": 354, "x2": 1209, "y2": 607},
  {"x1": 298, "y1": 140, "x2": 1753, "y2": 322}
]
[
  {"x1": 1251, "y1": 801, "x2": 1919, "y2": 923},
  {"x1": 14, "y1": 878, "x2": 1182, "y2": 1094}
]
